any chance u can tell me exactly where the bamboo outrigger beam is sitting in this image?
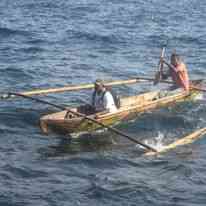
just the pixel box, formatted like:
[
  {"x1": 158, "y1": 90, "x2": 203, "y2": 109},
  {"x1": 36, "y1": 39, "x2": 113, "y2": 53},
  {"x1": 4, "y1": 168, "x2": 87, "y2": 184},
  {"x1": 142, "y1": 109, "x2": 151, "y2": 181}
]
[
  {"x1": 145, "y1": 127, "x2": 206, "y2": 156},
  {"x1": 0, "y1": 77, "x2": 173, "y2": 99}
]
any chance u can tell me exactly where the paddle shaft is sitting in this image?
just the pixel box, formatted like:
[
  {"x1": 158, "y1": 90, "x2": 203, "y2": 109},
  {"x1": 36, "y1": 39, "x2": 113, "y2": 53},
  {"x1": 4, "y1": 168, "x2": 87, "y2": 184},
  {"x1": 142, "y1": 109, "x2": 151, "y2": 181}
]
[
  {"x1": 8, "y1": 92, "x2": 157, "y2": 152},
  {"x1": 158, "y1": 47, "x2": 165, "y2": 79}
]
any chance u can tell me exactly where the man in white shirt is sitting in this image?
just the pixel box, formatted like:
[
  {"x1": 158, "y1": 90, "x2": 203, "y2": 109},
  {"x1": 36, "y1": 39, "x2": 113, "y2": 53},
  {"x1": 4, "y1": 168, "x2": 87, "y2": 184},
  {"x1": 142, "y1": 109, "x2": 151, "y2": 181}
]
[{"x1": 92, "y1": 79, "x2": 117, "y2": 113}]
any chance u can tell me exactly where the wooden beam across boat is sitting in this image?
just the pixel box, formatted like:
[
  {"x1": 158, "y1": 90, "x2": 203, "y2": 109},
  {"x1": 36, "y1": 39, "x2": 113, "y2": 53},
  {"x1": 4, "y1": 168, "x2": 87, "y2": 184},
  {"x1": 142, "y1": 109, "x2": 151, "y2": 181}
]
[{"x1": 145, "y1": 127, "x2": 206, "y2": 156}]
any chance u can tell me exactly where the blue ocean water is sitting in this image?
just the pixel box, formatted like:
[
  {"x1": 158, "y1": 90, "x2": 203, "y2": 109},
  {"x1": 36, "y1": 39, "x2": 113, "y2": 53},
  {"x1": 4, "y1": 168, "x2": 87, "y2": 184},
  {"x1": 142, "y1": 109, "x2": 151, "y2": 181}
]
[{"x1": 0, "y1": 0, "x2": 206, "y2": 205}]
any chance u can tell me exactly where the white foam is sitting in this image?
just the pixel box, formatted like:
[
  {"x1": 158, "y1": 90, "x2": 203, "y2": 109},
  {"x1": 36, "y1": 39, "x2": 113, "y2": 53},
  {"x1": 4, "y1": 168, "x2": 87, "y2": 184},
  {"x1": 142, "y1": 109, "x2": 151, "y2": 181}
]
[
  {"x1": 193, "y1": 93, "x2": 204, "y2": 101},
  {"x1": 70, "y1": 131, "x2": 89, "y2": 138},
  {"x1": 70, "y1": 127, "x2": 108, "y2": 138},
  {"x1": 137, "y1": 131, "x2": 166, "y2": 151}
]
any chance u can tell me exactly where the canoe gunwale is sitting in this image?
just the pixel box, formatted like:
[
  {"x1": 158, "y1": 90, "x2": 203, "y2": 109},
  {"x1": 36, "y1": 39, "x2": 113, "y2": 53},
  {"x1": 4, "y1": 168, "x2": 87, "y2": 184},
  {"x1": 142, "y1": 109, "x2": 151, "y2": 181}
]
[{"x1": 95, "y1": 89, "x2": 192, "y2": 120}]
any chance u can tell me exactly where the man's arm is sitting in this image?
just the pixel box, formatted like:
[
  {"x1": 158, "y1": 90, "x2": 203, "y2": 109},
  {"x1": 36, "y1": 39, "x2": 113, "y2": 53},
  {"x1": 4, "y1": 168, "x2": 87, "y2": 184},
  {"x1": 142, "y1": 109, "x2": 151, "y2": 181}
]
[{"x1": 163, "y1": 60, "x2": 179, "y2": 73}]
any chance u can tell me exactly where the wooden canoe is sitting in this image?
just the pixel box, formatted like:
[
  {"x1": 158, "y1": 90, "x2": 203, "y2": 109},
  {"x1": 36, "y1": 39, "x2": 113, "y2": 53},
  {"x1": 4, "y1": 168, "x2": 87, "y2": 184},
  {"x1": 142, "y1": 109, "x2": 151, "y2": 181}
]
[{"x1": 40, "y1": 81, "x2": 203, "y2": 135}]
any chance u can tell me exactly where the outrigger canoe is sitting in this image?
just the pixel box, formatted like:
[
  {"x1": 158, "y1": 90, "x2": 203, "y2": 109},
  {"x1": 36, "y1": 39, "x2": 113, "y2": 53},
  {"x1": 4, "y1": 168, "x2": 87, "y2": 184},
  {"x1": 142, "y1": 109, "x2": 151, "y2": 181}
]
[{"x1": 40, "y1": 80, "x2": 202, "y2": 135}]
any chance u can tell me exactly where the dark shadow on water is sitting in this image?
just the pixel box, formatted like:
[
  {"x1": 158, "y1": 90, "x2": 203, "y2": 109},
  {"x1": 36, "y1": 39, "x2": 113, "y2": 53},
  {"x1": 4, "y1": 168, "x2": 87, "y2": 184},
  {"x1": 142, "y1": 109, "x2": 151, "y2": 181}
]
[
  {"x1": 38, "y1": 132, "x2": 113, "y2": 157},
  {"x1": 37, "y1": 131, "x2": 145, "y2": 159}
]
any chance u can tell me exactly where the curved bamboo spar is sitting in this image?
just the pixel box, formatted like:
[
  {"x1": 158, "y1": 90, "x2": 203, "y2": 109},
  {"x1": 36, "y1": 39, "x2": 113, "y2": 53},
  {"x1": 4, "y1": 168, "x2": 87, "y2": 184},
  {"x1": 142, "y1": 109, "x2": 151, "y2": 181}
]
[
  {"x1": 145, "y1": 127, "x2": 206, "y2": 156},
  {"x1": 21, "y1": 79, "x2": 144, "y2": 95},
  {"x1": 1, "y1": 79, "x2": 146, "y2": 98},
  {"x1": 0, "y1": 77, "x2": 173, "y2": 99},
  {"x1": 8, "y1": 92, "x2": 157, "y2": 152}
]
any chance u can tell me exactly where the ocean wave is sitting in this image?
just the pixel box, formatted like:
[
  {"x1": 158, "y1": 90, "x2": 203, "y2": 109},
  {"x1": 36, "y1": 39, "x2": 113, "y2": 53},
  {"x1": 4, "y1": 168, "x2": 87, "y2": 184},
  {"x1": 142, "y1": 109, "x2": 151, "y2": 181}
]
[
  {"x1": 172, "y1": 35, "x2": 206, "y2": 46},
  {"x1": 70, "y1": 5, "x2": 99, "y2": 14},
  {"x1": 0, "y1": 27, "x2": 31, "y2": 38},
  {"x1": 22, "y1": 2, "x2": 60, "y2": 10},
  {"x1": 0, "y1": 67, "x2": 34, "y2": 86},
  {"x1": 17, "y1": 47, "x2": 46, "y2": 54},
  {"x1": 2, "y1": 164, "x2": 48, "y2": 179},
  {"x1": 66, "y1": 29, "x2": 124, "y2": 45},
  {"x1": 26, "y1": 38, "x2": 50, "y2": 45}
]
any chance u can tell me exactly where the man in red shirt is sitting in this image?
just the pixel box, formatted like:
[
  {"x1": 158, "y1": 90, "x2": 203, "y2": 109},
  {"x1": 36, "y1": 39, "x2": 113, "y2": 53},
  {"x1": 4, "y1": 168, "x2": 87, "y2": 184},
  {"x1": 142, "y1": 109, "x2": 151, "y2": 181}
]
[{"x1": 159, "y1": 53, "x2": 190, "y2": 91}]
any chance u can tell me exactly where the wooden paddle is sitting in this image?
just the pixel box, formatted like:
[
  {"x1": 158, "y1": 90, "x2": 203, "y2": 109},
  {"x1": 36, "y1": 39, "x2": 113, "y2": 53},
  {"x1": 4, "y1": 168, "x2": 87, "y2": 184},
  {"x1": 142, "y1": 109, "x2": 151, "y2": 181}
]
[
  {"x1": 159, "y1": 47, "x2": 165, "y2": 78},
  {"x1": 154, "y1": 47, "x2": 165, "y2": 85},
  {"x1": 8, "y1": 92, "x2": 157, "y2": 152}
]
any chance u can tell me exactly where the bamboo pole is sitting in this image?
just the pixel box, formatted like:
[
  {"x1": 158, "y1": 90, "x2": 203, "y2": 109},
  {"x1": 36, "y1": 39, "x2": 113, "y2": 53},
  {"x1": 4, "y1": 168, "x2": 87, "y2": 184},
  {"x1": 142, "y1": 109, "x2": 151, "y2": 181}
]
[
  {"x1": 153, "y1": 48, "x2": 166, "y2": 85},
  {"x1": 159, "y1": 47, "x2": 165, "y2": 77},
  {"x1": 145, "y1": 127, "x2": 206, "y2": 156},
  {"x1": 0, "y1": 77, "x2": 173, "y2": 99}
]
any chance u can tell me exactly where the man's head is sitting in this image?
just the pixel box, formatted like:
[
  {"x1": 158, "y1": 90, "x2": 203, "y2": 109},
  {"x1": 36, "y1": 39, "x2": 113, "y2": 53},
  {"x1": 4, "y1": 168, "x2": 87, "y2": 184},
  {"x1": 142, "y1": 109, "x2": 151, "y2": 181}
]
[
  {"x1": 94, "y1": 79, "x2": 105, "y2": 93},
  {"x1": 171, "y1": 53, "x2": 182, "y2": 66}
]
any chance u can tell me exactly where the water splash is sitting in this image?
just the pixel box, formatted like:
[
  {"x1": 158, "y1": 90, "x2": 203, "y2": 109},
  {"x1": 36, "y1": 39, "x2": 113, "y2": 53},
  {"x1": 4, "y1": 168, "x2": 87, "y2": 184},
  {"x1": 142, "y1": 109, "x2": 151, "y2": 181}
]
[
  {"x1": 193, "y1": 93, "x2": 204, "y2": 101},
  {"x1": 137, "y1": 131, "x2": 166, "y2": 151}
]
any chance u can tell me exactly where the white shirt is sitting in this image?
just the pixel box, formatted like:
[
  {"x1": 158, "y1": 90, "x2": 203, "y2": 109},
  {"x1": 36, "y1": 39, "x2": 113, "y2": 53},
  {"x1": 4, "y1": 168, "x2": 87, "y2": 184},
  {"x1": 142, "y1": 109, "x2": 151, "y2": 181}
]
[{"x1": 93, "y1": 90, "x2": 117, "y2": 113}]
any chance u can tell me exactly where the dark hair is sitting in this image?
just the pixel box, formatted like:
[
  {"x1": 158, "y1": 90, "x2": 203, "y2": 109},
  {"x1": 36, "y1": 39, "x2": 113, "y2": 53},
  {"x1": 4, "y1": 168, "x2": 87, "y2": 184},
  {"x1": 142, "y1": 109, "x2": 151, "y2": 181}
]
[
  {"x1": 171, "y1": 53, "x2": 182, "y2": 65},
  {"x1": 94, "y1": 79, "x2": 104, "y2": 86}
]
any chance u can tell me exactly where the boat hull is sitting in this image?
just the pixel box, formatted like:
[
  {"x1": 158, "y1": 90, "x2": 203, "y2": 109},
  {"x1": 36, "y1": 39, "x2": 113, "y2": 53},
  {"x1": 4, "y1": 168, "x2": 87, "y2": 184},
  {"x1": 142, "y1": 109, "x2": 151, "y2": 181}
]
[{"x1": 40, "y1": 86, "x2": 202, "y2": 135}]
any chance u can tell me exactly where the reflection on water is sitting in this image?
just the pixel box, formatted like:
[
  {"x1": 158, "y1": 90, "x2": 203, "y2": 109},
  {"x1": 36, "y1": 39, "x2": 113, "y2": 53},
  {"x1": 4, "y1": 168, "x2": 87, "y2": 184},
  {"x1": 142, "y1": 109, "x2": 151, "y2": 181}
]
[
  {"x1": 37, "y1": 128, "x2": 149, "y2": 159},
  {"x1": 38, "y1": 131, "x2": 120, "y2": 158}
]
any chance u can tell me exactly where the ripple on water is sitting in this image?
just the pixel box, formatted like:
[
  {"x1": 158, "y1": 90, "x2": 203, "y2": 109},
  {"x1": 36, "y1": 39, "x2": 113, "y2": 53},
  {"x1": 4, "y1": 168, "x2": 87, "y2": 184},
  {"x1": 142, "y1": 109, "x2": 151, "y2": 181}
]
[{"x1": 0, "y1": 27, "x2": 31, "y2": 38}]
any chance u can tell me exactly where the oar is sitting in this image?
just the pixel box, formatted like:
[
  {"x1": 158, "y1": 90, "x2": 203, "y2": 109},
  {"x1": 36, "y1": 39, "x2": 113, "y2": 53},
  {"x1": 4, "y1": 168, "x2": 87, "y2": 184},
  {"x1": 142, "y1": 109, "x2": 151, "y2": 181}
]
[
  {"x1": 0, "y1": 77, "x2": 175, "y2": 100},
  {"x1": 154, "y1": 47, "x2": 165, "y2": 85},
  {"x1": 159, "y1": 47, "x2": 165, "y2": 75},
  {"x1": 7, "y1": 92, "x2": 157, "y2": 152}
]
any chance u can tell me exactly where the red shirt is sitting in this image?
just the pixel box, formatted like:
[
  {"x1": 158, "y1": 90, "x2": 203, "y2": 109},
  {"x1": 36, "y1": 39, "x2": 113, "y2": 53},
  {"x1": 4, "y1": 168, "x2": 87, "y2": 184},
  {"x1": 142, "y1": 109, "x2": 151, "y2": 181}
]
[{"x1": 170, "y1": 63, "x2": 189, "y2": 91}]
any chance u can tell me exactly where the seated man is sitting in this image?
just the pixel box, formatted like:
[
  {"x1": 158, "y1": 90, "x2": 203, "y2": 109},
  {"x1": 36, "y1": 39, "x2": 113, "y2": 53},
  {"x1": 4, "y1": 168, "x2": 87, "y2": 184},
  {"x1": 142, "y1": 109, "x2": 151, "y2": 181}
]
[{"x1": 91, "y1": 79, "x2": 117, "y2": 114}]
